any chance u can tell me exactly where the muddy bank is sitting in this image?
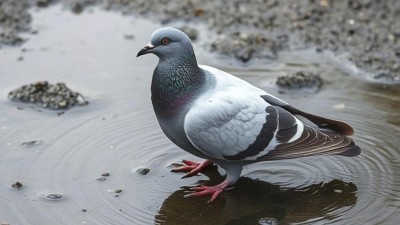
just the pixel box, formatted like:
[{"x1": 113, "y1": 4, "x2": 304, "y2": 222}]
[
  {"x1": 104, "y1": 0, "x2": 400, "y2": 82},
  {"x1": 1, "y1": 0, "x2": 399, "y2": 83}
]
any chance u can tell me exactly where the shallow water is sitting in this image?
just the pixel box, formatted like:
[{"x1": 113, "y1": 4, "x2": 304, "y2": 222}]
[{"x1": 1, "y1": 6, "x2": 400, "y2": 225}]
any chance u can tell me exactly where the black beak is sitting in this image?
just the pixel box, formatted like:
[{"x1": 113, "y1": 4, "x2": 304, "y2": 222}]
[{"x1": 137, "y1": 43, "x2": 155, "y2": 57}]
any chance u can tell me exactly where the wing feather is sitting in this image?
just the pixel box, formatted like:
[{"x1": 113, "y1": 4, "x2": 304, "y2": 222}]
[
  {"x1": 184, "y1": 88, "x2": 271, "y2": 160},
  {"x1": 259, "y1": 126, "x2": 361, "y2": 161}
]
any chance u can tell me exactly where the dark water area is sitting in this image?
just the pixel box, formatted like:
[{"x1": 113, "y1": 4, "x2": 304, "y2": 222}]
[{"x1": 1, "y1": 6, "x2": 400, "y2": 225}]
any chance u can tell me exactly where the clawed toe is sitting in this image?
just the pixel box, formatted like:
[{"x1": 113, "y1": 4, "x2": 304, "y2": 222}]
[
  {"x1": 170, "y1": 160, "x2": 213, "y2": 178},
  {"x1": 185, "y1": 180, "x2": 231, "y2": 203}
]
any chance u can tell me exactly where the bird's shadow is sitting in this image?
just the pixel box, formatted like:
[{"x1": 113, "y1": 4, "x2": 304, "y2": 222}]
[{"x1": 155, "y1": 166, "x2": 357, "y2": 225}]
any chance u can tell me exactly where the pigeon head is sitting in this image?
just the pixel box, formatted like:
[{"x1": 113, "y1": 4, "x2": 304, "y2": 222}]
[{"x1": 137, "y1": 27, "x2": 196, "y2": 62}]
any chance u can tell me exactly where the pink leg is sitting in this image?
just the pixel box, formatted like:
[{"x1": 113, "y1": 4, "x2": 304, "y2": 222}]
[
  {"x1": 185, "y1": 180, "x2": 231, "y2": 203},
  {"x1": 171, "y1": 160, "x2": 214, "y2": 178}
]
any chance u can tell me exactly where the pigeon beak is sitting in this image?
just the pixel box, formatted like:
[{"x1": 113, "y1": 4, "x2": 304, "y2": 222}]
[{"x1": 137, "y1": 43, "x2": 155, "y2": 57}]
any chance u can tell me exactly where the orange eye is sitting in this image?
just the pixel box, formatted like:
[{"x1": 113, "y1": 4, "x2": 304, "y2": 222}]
[{"x1": 161, "y1": 38, "x2": 170, "y2": 45}]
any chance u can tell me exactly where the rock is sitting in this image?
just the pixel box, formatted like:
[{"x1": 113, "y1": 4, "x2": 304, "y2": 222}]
[
  {"x1": 210, "y1": 32, "x2": 282, "y2": 62},
  {"x1": 21, "y1": 140, "x2": 43, "y2": 146},
  {"x1": 8, "y1": 81, "x2": 88, "y2": 110},
  {"x1": 136, "y1": 168, "x2": 150, "y2": 175},
  {"x1": 276, "y1": 71, "x2": 324, "y2": 90},
  {"x1": 11, "y1": 182, "x2": 23, "y2": 189},
  {"x1": 46, "y1": 193, "x2": 65, "y2": 200}
]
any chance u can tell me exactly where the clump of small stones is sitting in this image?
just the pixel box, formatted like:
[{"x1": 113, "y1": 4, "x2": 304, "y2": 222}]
[
  {"x1": 276, "y1": 71, "x2": 324, "y2": 90},
  {"x1": 0, "y1": 0, "x2": 31, "y2": 46},
  {"x1": 8, "y1": 81, "x2": 88, "y2": 110},
  {"x1": 102, "y1": 0, "x2": 400, "y2": 81},
  {"x1": 210, "y1": 32, "x2": 287, "y2": 62}
]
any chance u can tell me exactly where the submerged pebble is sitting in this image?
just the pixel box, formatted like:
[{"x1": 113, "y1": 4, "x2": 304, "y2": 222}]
[
  {"x1": 136, "y1": 168, "x2": 150, "y2": 175},
  {"x1": 46, "y1": 193, "x2": 65, "y2": 200},
  {"x1": 11, "y1": 182, "x2": 23, "y2": 189},
  {"x1": 8, "y1": 81, "x2": 88, "y2": 110},
  {"x1": 21, "y1": 140, "x2": 43, "y2": 146}
]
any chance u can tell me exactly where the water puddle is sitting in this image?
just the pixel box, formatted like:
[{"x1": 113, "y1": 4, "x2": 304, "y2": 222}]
[{"x1": 1, "y1": 5, "x2": 400, "y2": 225}]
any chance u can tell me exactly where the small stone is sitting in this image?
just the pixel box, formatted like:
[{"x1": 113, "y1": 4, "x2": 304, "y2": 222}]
[
  {"x1": 115, "y1": 189, "x2": 122, "y2": 193},
  {"x1": 136, "y1": 168, "x2": 150, "y2": 175},
  {"x1": 46, "y1": 193, "x2": 64, "y2": 200},
  {"x1": 101, "y1": 172, "x2": 110, "y2": 177},
  {"x1": 11, "y1": 182, "x2": 23, "y2": 189},
  {"x1": 21, "y1": 140, "x2": 43, "y2": 146},
  {"x1": 259, "y1": 217, "x2": 278, "y2": 225},
  {"x1": 81, "y1": 209, "x2": 87, "y2": 212},
  {"x1": 334, "y1": 189, "x2": 343, "y2": 193}
]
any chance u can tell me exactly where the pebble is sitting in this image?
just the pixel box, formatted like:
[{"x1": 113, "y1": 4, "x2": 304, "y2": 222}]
[
  {"x1": 136, "y1": 168, "x2": 150, "y2": 175},
  {"x1": 46, "y1": 193, "x2": 65, "y2": 200},
  {"x1": 21, "y1": 140, "x2": 43, "y2": 146},
  {"x1": 11, "y1": 182, "x2": 23, "y2": 189}
]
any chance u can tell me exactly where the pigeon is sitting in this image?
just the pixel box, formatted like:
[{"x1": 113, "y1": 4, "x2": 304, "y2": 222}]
[{"x1": 137, "y1": 27, "x2": 361, "y2": 203}]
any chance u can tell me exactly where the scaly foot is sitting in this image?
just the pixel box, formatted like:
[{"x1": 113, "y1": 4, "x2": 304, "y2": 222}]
[
  {"x1": 171, "y1": 160, "x2": 214, "y2": 178},
  {"x1": 185, "y1": 180, "x2": 231, "y2": 203}
]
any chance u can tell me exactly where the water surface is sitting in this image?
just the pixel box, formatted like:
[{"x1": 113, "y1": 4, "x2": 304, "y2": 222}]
[{"x1": 0, "y1": 6, "x2": 400, "y2": 225}]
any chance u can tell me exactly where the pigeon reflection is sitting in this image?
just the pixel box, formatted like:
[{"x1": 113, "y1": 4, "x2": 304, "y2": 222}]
[{"x1": 155, "y1": 168, "x2": 357, "y2": 225}]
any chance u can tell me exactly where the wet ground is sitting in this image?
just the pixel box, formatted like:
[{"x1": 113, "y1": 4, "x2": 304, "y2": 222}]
[{"x1": 1, "y1": 4, "x2": 400, "y2": 225}]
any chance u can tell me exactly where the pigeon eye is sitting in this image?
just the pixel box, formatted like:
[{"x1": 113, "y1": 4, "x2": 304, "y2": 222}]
[{"x1": 161, "y1": 38, "x2": 170, "y2": 45}]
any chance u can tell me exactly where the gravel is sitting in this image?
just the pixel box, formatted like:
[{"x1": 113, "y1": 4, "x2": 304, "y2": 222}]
[
  {"x1": 276, "y1": 71, "x2": 324, "y2": 90},
  {"x1": 1, "y1": 0, "x2": 400, "y2": 82},
  {"x1": 8, "y1": 81, "x2": 88, "y2": 110}
]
